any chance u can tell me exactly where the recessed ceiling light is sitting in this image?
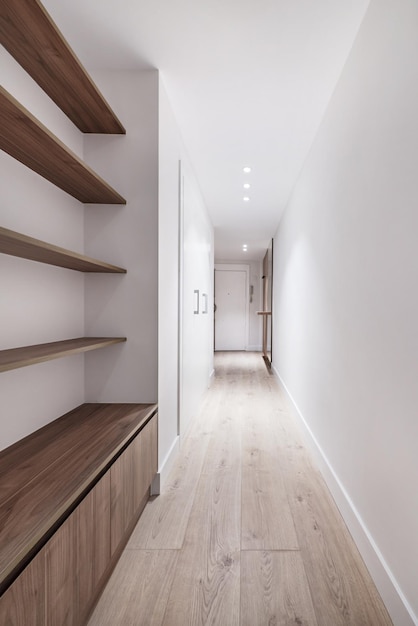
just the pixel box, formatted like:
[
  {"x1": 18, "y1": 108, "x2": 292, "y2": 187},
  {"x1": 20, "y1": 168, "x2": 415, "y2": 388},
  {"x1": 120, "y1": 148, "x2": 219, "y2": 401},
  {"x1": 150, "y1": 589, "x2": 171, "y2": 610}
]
[
  {"x1": 243, "y1": 166, "x2": 251, "y2": 173},
  {"x1": 243, "y1": 183, "x2": 250, "y2": 189},
  {"x1": 243, "y1": 196, "x2": 250, "y2": 202}
]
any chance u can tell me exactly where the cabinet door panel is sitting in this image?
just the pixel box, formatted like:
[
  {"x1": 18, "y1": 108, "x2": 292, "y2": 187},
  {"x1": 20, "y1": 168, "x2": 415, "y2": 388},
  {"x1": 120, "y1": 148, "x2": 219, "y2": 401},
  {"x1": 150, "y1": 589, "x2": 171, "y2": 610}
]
[
  {"x1": 77, "y1": 487, "x2": 95, "y2": 616},
  {"x1": 93, "y1": 470, "x2": 111, "y2": 583},
  {"x1": 77, "y1": 470, "x2": 111, "y2": 620},
  {"x1": 0, "y1": 550, "x2": 45, "y2": 625},
  {"x1": 110, "y1": 450, "x2": 129, "y2": 554},
  {"x1": 132, "y1": 415, "x2": 157, "y2": 509},
  {"x1": 110, "y1": 416, "x2": 157, "y2": 554},
  {"x1": 45, "y1": 513, "x2": 77, "y2": 626},
  {"x1": 131, "y1": 424, "x2": 149, "y2": 512}
]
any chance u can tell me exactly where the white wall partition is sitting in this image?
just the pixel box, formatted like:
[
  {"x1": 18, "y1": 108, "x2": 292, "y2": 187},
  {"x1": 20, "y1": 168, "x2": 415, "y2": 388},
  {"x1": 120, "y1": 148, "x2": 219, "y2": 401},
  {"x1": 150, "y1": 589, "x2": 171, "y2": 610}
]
[
  {"x1": 158, "y1": 78, "x2": 214, "y2": 484},
  {"x1": 158, "y1": 80, "x2": 182, "y2": 482},
  {"x1": 272, "y1": 1, "x2": 418, "y2": 623}
]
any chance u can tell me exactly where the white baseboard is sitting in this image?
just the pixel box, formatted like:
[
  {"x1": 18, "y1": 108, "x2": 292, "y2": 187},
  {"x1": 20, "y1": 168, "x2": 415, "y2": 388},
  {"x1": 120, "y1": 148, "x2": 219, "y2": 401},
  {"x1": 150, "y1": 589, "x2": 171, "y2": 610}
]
[
  {"x1": 152, "y1": 435, "x2": 180, "y2": 495},
  {"x1": 246, "y1": 345, "x2": 262, "y2": 351},
  {"x1": 272, "y1": 364, "x2": 417, "y2": 626}
]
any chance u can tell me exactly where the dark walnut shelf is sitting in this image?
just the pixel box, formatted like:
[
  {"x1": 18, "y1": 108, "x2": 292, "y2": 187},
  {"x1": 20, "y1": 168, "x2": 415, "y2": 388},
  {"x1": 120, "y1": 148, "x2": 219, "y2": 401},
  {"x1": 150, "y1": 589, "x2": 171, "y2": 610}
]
[
  {"x1": 0, "y1": 226, "x2": 127, "y2": 273},
  {"x1": 0, "y1": 87, "x2": 126, "y2": 204},
  {"x1": 0, "y1": 402, "x2": 157, "y2": 591},
  {"x1": 0, "y1": 0, "x2": 125, "y2": 134},
  {"x1": 0, "y1": 337, "x2": 127, "y2": 373}
]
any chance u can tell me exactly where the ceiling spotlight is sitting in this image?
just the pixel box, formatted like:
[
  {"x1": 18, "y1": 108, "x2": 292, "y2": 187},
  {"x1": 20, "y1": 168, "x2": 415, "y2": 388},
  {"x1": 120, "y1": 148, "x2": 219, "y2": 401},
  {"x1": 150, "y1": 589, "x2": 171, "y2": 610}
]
[
  {"x1": 243, "y1": 183, "x2": 250, "y2": 189},
  {"x1": 243, "y1": 166, "x2": 251, "y2": 173},
  {"x1": 243, "y1": 196, "x2": 250, "y2": 202}
]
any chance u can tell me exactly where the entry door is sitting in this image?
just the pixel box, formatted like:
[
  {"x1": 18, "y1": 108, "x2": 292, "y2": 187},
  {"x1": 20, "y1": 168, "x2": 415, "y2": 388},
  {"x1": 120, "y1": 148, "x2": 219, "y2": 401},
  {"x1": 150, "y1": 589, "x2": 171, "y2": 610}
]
[{"x1": 215, "y1": 268, "x2": 247, "y2": 350}]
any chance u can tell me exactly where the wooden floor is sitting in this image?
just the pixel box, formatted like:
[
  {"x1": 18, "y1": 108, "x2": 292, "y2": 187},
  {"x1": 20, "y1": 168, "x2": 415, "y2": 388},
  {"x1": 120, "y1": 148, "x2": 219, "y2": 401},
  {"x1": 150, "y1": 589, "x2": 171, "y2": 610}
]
[{"x1": 88, "y1": 352, "x2": 393, "y2": 626}]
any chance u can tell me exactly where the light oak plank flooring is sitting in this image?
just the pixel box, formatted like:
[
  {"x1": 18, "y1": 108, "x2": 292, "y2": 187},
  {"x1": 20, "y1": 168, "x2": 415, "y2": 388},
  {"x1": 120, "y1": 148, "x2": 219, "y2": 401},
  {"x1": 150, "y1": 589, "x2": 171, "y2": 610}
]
[
  {"x1": 87, "y1": 550, "x2": 179, "y2": 626},
  {"x1": 89, "y1": 352, "x2": 393, "y2": 626},
  {"x1": 127, "y1": 389, "x2": 219, "y2": 550},
  {"x1": 241, "y1": 551, "x2": 318, "y2": 626},
  {"x1": 161, "y1": 387, "x2": 242, "y2": 626}
]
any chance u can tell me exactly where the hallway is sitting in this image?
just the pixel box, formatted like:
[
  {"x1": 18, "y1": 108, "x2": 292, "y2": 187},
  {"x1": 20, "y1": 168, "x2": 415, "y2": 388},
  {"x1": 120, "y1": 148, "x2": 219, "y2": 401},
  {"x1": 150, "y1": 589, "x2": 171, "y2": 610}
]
[{"x1": 88, "y1": 352, "x2": 392, "y2": 625}]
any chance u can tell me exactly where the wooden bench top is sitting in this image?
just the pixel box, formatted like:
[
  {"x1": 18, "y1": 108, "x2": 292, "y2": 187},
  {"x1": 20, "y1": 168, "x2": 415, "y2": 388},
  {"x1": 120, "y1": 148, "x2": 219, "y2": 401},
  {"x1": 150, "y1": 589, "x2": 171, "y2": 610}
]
[{"x1": 0, "y1": 402, "x2": 157, "y2": 593}]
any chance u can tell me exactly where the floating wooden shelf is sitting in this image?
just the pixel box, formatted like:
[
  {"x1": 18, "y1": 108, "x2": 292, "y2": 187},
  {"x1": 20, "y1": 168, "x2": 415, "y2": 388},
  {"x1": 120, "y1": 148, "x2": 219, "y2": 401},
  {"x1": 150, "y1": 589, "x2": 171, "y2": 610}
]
[
  {"x1": 0, "y1": 337, "x2": 127, "y2": 373},
  {"x1": 0, "y1": 0, "x2": 125, "y2": 134},
  {"x1": 0, "y1": 87, "x2": 126, "y2": 204},
  {"x1": 0, "y1": 226, "x2": 127, "y2": 273}
]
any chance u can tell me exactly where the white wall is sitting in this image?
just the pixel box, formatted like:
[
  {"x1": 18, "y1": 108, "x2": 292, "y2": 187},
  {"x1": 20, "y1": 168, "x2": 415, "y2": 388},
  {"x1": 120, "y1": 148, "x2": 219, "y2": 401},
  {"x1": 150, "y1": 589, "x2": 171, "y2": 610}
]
[
  {"x1": 215, "y1": 259, "x2": 263, "y2": 350},
  {"x1": 84, "y1": 70, "x2": 159, "y2": 403},
  {"x1": 272, "y1": 1, "x2": 418, "y2": 624},
  {"x1": 0, "y1": 47, "x2": 85, "y2": 450}
]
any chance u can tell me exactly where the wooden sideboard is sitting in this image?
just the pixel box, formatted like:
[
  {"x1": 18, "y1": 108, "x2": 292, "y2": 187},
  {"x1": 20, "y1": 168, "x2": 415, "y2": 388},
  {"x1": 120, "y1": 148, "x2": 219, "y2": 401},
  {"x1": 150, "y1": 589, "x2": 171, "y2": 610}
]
[{"x1": 0, "y1": 403, "x2": 158, "y2": 625}]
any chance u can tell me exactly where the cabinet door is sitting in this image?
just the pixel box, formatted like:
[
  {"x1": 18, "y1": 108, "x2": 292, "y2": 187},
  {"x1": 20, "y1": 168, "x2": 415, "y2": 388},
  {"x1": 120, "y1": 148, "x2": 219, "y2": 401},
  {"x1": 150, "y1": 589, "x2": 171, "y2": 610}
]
[
  {"x1": 77, "y1": 470, "x2": 111, "y2": 622},
  {"x1": 131, "y1": 414, "x2": 157, "y2": 511},
  {"x1": 110, "y1": 415, "x2": 157, "y2": 554},
  {"x1": 45, "y1": 513, "x2": 77, "y2": 626},
  {"x1": 110, "y1": 441, "x2": 134, "y2": 554},
  {"x1": 0, "y1": 550, "x2": 45, "y2": 625}
]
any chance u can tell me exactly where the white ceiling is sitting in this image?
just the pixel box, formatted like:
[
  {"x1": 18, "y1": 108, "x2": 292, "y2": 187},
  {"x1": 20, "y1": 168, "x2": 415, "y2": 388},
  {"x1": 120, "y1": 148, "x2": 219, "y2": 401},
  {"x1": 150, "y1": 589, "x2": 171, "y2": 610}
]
[{"x1": 44, "y1": 0, "x2": 370, "y2": 260}]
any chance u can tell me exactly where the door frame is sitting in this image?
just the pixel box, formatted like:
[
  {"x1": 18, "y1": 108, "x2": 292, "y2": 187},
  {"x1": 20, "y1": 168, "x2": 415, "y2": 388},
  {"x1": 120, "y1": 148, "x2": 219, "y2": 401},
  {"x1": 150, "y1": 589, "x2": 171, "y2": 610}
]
[{"x1": 214, "y1": 264, "x2": 250, "y2": 351}]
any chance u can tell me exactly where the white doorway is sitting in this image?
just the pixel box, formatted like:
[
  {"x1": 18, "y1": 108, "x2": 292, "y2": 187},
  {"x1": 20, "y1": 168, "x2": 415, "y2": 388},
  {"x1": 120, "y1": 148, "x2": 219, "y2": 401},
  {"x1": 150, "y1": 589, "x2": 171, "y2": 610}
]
[{"x1": 214, "y1": 264, "x2": 249, "y2": 350}]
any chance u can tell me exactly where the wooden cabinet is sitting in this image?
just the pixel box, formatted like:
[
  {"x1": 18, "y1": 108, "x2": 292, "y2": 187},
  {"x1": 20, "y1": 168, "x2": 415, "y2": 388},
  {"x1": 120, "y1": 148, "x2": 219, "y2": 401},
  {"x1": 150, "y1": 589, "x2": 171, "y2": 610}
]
[{"x1": 0, "y1": 411, "x2": 157, "y2": 626}]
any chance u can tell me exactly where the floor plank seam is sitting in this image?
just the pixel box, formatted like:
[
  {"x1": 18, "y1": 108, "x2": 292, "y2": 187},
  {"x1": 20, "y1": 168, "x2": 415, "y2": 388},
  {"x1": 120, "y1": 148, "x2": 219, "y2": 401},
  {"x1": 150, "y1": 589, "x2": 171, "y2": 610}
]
[
  {"x1": 124, "y1": 547, "x2": 181, "y2": 552},
  {"x1": 240, "y1": 548, "x2": 301, "y2": 553}
]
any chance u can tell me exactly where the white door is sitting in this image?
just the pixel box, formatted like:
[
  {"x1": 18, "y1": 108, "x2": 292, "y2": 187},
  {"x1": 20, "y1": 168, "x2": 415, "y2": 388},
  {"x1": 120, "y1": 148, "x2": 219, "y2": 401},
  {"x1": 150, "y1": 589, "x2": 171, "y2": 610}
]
[{"x1": 215, "y1": 269, "x2": 247, "y2": 350}]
